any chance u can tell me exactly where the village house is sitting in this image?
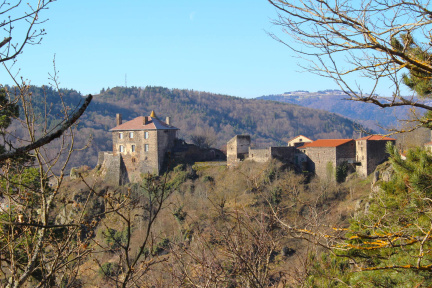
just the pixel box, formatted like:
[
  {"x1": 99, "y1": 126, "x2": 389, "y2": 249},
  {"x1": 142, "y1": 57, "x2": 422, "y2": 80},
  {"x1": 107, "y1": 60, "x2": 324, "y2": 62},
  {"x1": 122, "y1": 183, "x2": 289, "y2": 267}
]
[
  {"x1": 299, "y1": 139, "x2": 356, "y2": 179},
  {"x1": 228, "y1": 134, "x2": 397, "y2": 180},
  {"x1": 98, "y1": 111, "x2": 179, "y2": 184},
  {"x1": 287, "y1": 135, "x2": 313, "y2": 147}
]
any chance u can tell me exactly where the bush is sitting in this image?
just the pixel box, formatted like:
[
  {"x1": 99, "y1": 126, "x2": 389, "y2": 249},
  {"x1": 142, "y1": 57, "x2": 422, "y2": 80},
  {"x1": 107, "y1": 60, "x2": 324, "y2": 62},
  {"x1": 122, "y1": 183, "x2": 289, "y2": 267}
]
[{"x1": 99, "y1": 262, "x2": 121, "y2": 278}]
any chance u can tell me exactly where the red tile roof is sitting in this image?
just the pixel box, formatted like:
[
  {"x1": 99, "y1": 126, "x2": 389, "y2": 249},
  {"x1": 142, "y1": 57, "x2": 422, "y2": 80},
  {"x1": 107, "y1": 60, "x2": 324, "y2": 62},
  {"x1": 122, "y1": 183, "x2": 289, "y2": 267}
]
[
  {"x1": 425, "y1": 141, "x2": 432, "y2": 146},
  {"x1": 110, "y1": 116, "x2": 178, "y2": 131},
  {"x1": 356, "y1": 135, "x2": 396, "y2": 141},
  {"x1": 300, "y1": 139, "x2": 354, "y2": 148}
]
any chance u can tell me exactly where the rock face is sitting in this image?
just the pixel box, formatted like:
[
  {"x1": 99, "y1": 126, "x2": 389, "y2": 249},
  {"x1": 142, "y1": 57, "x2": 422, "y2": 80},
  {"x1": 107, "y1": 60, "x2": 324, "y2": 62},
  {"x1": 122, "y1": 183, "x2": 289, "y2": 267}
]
[{"x1": 55, "y1": 184, "x2": 105, "y2": 226}]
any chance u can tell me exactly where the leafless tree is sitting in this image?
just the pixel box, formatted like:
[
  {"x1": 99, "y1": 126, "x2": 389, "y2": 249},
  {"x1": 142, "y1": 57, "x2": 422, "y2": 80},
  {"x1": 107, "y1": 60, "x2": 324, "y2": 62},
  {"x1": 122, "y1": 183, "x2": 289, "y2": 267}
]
[
  {"x1": 94, "y1": 174, "x2": 173, "y2": 288},
  {"x1": 169, "y1": 208, "x2": 280, "y2": 288},
  {"x1": 0, "y1": 76, "x2": 94, "y2": 288},
  {"x1": 0, "y1": 0, "x2": 53, "y2": 65},
  {"x1": 268, "y1": 0, "x2": 432, "y2": 131}
]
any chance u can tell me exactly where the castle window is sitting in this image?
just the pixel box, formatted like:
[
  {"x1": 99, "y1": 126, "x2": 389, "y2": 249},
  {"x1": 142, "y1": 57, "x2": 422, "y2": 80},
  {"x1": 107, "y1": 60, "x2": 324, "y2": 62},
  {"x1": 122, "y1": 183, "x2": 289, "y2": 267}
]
[
  {"x1": 119, "y1": 145, "x2": 124, "y2": 153},
  {"x1": 132, "y1": 158, "x2": 136, "y2": 163},
  {"x1": 129, "y1": 132, "x2": 134, "y2": 138},
  {"x1": 145, "y1": 144, "x2": 149, "y2": 152},
  {"x1": 131, "y1": 145, "x2": 136, "y2": 152},
  {"x1": 144, "y1": 132, "x2": 149, "y2": 139},
  {"x1": 119, "y1": 132, "x2": 123, "y2": 139}
]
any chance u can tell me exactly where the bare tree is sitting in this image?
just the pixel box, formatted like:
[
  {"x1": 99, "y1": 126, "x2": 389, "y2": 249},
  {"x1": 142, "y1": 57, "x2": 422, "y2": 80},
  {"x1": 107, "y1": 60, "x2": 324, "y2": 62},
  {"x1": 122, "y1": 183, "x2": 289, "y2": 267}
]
[
  {"x1": 94, "y1": 174, "x2": 173, "y2": 288},
  {"x1": 0, "y1": 0, "x2": 53, "y2": 65},
  {"x1": 268, "y1": 0, "x2": 432, "y2": 131},
  {"x1": 0, "y1": 77, "x2": 94, "y2": 288}
]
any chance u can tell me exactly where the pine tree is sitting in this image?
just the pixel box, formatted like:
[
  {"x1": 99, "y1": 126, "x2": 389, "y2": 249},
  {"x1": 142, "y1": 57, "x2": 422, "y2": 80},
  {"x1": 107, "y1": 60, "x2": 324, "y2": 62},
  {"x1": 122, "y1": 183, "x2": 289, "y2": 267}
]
[{"x1": 307, "y1": 142, "x2": 432, "y2": 287}]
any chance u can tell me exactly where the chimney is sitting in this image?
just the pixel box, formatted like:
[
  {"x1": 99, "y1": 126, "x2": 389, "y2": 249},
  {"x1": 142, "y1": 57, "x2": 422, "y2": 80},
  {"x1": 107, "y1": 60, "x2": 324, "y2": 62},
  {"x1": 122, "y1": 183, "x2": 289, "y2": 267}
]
[
  {"x1": 143, "y1": 116, "x2": 149, "y2": 125},
  {"x1": 116, "y1": 113, "x2": 122, "y2": 126},
  {"x1": 166, "y1": 116, "x2": 171, "y2": 125}
]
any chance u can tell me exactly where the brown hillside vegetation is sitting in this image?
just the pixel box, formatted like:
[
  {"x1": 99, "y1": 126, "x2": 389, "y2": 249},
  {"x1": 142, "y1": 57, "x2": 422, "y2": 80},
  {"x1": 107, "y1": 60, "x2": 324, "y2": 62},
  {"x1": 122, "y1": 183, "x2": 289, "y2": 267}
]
[{"x1": 55, "y1": 160, "x2": 371, "y2": 287}]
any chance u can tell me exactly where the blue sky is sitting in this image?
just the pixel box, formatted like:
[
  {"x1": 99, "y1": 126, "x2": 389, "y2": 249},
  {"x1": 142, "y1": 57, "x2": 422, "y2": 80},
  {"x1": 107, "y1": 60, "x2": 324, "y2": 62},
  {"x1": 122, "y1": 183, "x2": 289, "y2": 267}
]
[{"x1": 0, "y1": 1, "x2": 395, "y2": 98}]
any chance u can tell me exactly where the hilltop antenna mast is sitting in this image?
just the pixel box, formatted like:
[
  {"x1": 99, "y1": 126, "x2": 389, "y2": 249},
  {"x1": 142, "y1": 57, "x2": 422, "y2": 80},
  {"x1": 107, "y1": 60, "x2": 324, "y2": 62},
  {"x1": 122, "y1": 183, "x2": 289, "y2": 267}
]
[{"x1": 125, "y1": 74, "x2": 127, "y2": 88}]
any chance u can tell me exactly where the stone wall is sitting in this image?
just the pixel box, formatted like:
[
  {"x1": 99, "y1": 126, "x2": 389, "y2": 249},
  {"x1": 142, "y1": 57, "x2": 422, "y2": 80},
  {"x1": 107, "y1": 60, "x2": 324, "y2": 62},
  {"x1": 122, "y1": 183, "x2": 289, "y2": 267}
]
[
  {"x1": 356, "y1": 139, "x2": 395, "y2": 178},
  {"x1": 270, "y1": 147, "x2": 297, "y2": 163},
  {"x1": 247, "y1": 146, "x2": 297, "y2": 164},
  {"x1": 156, "y1": 129, "x2": 177, "y2": 171},
  {"x1": 305, "y1": 140, "x2": 356, "y2": 180},
  {"x1": 304, "y1": 147, "x2": 336, "y2": 179},
  {"x1": 99, "y1": 152, "x2": 128, "y2": 186},
  {"x1": 248, "y1": 148, "x2": 270, "y2": 162},
  {"x1": 336, "y1": 140, "x2": 356, "y2": 165}
]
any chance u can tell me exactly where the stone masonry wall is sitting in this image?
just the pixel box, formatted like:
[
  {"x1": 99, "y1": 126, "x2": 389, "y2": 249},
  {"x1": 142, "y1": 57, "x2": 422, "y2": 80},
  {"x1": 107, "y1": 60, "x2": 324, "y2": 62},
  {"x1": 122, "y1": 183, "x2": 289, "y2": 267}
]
[
  {"x1": 305, "y1": 147, "x2": 336, "y2": 179},
  {"x1": 112, "y1": 129, "x2": 163, "y2": 181},
  {"x1": 270, "y1": 147, "x2": 297, "y2": 163},
  {"x1": 227, "y1": 135, "x2": 251, "y2": 166},
  {"x1": 248, "y1": 148, "x2": 270, "y2": 162},
  {"x1": 335, "y1": 140, "x2": 356, "y2": 165},
  {"x1": 156, "y1": 129, "x2": 177, "y2": 171},
  {"x1": 366, "y1": 140, "x2": 393, "y2": 176},
  {"x1": 356, "y1": 139, "x2": 368, "y2": 178},
  {"x1": 356, "y1": 140, "x2": 394, "y2": 178},
  {"x1": 100, "y1": 153, "x2": 128, "y2": 185}
]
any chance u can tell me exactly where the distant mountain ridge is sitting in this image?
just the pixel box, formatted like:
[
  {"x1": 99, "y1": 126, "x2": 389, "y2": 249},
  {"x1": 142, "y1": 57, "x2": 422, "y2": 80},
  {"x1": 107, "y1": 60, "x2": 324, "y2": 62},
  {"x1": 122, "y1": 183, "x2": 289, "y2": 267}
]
[{"x1": 256, "y1": 90, "x2": 418, "y2": 132}]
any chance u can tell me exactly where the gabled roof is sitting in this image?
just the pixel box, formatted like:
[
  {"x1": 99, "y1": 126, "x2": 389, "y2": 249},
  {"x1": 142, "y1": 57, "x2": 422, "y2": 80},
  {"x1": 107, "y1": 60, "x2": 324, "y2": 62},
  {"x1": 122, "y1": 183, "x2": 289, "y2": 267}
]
[
  {"x1": 110, "y1": 116, "x2": 179, "y2": 131},
  {"x1": 356, "y1": 135, "x2": 396, "y2": 141},
  {"x1": 299, "y1": 139, "x2": 354, "y2": 148},
  {"x1": 287, "y1": 135, "x2": 313, "y2": 143},
  {"x1": 425, "y1": 141, "x2": 432, "y2": 146}
]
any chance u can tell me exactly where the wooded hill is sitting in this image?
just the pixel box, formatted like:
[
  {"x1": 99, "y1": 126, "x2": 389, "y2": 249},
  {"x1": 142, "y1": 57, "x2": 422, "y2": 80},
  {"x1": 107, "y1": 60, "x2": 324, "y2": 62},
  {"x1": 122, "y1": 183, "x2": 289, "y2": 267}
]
[
  {"x1": 257, "y1": 90, "x2": 419, "y2": 133},
  {"x1": 19, "y1": 86, "x2": 369, "y2": 170}
]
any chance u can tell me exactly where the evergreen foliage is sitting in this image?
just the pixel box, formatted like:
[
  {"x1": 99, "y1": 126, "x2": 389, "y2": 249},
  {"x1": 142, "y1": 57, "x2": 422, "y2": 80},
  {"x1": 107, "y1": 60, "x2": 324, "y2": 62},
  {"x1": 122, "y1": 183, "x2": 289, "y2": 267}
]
[{"x1": 308, "y1": 142, "x2": 432, "y2": 287}]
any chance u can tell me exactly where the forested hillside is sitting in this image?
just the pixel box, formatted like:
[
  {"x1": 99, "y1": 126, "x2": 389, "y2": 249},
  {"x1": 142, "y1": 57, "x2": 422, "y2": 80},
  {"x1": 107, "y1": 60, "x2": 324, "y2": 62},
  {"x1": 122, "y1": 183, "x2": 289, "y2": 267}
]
[
  {"x1": 257, "y1": 90, "x2": 419, "y2": 132},
  {"x1": 18, "y1": 86, "x2": 369, "y2": 170}
]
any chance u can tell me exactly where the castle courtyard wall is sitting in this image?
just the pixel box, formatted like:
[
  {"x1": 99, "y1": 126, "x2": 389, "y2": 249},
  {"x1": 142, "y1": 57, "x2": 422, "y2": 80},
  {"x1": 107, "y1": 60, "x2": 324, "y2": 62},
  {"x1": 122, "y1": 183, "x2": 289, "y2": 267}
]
[
  {"x1": 248, "y1": 148, "x2": 269, "y2": 162},
  {"x1": 270, "y1": 147, "x2": 297, "y2": 163}
]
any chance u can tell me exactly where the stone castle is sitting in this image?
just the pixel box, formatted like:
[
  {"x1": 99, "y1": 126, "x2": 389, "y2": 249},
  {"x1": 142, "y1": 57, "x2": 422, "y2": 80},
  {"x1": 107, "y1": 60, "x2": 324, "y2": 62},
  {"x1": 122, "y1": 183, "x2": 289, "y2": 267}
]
[
  {"x1": 227, "y1": 134, "x2": 396, "y2": 180},
  {"x1": 97, "y1": 111, "x2": 225, "y2": 185},
  {"x1": 96, "y1": 110, "x2": 396, "y2": 184},
  {"x1": 97, "y1": 111, "x2": 178, "y2": 184}
]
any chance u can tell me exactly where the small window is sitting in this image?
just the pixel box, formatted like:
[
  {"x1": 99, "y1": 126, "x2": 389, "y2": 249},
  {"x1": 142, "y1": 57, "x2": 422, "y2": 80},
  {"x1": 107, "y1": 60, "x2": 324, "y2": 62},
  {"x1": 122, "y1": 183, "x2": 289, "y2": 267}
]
[
  {"x1": 144, "y1": 131, "x2": 149, "y2": 139},
  {"x1": 132, "y1": 158, "x2": 136, "y2": 163},
  {"x1": 119, "y1": 132, "x2": 123, "y2": 139},
  {"x1": 119, "y1": 145, "x2": 124, "y2": 153},
  {"x1": 131, "y1": 145, "x2": 136, "y2": 152},
  {"x1": 129, "y1": 132, "x2": 134, "y2": 138},
  {"x1": 145, "y1": 144, "x2": 149, "y2": 152}
]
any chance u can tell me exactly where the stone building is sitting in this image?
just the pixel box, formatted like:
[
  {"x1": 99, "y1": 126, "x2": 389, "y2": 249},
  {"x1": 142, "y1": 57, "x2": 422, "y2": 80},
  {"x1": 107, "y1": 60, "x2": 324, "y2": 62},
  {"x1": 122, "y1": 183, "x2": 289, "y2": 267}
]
[
  {"x1": 356, "y1": 135, "x2": 395, "y2": 178},
  {"x1": 227, "y1": 135, "x2": 251, "y2": 166},
  {"x1": 227, "y1": 135, "x2": 297, "y2": 166},
  {"x1": 287, "y1": 135, "x2": 313, "y2": 147},
  {"x1": 300, "y1": 139, "x2": 356, "y2": 180},
  {"x1": 98, "y1": 111, "x2": 178, "y2": 184}
]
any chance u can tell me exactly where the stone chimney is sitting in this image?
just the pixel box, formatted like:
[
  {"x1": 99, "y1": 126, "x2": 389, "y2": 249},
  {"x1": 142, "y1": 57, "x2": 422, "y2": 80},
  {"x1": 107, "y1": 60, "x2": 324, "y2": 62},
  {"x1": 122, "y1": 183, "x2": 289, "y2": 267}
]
[
  {"x1": 116, "y1": 113, "x2": 122, "y2": 126},
  {"x1": 143, "y1": 116, "x2": 149, "y2": 125},
  {"x1": 166, "y1": 116, "x2": 171, "y2": 125}
]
